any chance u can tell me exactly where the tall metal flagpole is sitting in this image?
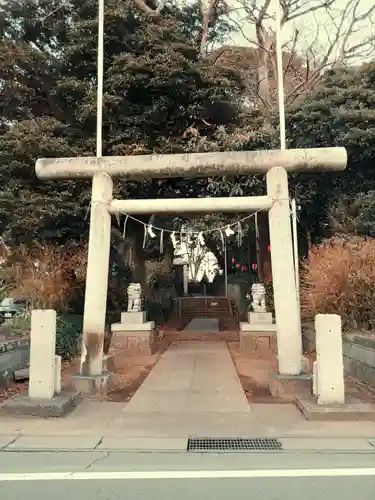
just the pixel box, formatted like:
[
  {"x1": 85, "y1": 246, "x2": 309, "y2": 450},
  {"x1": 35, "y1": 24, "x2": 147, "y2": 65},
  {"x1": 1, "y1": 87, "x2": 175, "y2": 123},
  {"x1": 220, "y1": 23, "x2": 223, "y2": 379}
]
[
  {"x1": 274, "y1": 0, "x2": 300, "y2": 306},
  {"x1": 96, "y1": 0, "x2": 105, "y2": 158},
  {"x1": 275, "y1": 0, "x2": 286, "y2": 151}
]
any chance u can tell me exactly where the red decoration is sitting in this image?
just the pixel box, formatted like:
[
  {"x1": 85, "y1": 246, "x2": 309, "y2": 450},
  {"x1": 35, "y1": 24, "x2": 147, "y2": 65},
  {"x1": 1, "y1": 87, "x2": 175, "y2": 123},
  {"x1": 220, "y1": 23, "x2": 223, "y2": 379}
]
[
  {"x1": 231, "y1": 258, "x2": 236, "y2": 263},
  {"x1": 252, "y1": 263, "x2": 258, "y2": 271},
  {"x1": 236, "y1": 263, "x2": 241, "y2": 269},
  {"x1": 268, "y1": 244, "x2": 271, "y2": 252}
]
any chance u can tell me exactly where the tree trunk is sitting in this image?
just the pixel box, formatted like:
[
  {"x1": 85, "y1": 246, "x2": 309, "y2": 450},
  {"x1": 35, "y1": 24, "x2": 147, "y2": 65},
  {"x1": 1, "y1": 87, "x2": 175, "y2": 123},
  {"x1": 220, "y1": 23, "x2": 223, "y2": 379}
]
[
  {"x1": 256, "y1": 27, "x2": 273, "y2": 110},
  {"x1": 162, "y1": 238, "x2": 174, "y2": 273},
  {"x1": 123, "y1": 232, "x2": 145, "y2": 285},
  {"x1": 200, "y1": 0, "x2": 218, "y2": 57},
  {"x1": 111, "y1": 217, "x2": 148, "y2": 286},
  {"x1": 204, "y1": 235, "x2": 224, "y2": 270}
]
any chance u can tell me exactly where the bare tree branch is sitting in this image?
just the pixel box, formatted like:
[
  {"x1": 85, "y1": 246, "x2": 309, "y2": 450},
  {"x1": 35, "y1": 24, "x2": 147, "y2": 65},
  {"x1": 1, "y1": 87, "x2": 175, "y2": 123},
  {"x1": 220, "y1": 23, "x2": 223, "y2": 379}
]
[
  {"x1": 200, "y1": 0, "x2": 219, "y2": 56},
  {"x1": 220, "y1": 0, "x2": 375, "y2": 109}
]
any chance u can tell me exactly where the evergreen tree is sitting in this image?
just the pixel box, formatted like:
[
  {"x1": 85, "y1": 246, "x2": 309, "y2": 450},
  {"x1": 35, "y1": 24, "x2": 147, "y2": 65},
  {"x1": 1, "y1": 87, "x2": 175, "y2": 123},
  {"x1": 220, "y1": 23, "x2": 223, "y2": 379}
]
[
  {"x1": 286, "y1": 63, "x2": 375, "y2": 242},
  {"x1": 0, "y1": 0, "x2": 242, "y2": 250}
]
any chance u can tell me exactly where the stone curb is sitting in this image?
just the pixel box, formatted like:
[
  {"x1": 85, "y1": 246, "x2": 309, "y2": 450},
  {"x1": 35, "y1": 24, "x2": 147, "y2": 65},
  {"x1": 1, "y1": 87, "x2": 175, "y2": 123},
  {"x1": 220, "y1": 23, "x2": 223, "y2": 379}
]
[{"x1": 0, "y1": 436, "x2": 375, "y2": 453}]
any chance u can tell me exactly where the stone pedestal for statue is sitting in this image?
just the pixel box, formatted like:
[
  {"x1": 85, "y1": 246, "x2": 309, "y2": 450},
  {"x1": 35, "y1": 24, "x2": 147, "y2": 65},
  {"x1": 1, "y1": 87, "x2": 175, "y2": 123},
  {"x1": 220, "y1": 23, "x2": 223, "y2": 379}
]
[
  {"x1": 240, "y1": 283, "x2": 276, "y2": 357},
  {"x1": 121, "y1": 311, "x2": 146, "y2": 323},
  {"x1": 110, "y1": 283, "x2": 155, "y2": 361},
  {"x1": 247, "y1": 311, "x2": 273, "y2": 325}
]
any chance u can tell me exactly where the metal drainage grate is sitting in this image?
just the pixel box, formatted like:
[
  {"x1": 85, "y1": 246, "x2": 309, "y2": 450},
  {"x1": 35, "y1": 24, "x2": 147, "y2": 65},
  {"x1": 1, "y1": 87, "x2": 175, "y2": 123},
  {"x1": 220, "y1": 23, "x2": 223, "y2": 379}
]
[{"x1": 187, "y1": 437, "x2": 283, "y2": 453}]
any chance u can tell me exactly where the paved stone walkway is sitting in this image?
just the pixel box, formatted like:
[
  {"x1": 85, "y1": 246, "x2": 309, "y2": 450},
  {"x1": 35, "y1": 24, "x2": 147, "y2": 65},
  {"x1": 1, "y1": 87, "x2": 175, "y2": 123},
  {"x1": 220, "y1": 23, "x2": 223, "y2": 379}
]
[
  {"x1": 123, "y1": 341, "x2": 250, "y2": 414},
  {"x1": 183, "y1": 318, "x2": 219, "y2": 332}
]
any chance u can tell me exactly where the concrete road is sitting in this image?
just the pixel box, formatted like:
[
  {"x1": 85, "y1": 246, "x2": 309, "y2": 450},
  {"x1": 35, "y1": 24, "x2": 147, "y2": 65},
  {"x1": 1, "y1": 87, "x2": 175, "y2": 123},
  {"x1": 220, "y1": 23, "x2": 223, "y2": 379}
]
[
  {"x1": 2, "y1": 476, "x2": 375, "y2": 500},
  {"x1": 1, "y1": 451, "x2": 375, "y2": 500}
]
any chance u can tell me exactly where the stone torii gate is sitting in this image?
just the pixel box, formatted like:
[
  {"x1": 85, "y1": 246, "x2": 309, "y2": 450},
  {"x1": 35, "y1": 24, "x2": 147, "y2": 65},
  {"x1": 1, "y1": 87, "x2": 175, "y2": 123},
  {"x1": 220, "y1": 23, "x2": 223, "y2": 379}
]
[{"x1": 36, "y1": 147, "x2": 347, "y2": 388}]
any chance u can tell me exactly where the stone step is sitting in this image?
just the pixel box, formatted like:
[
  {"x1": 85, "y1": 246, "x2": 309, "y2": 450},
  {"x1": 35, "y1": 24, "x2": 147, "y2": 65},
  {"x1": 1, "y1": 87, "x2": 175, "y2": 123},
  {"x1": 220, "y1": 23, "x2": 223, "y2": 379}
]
[
  {"x1": 181, "y1": 303, "x2": 230, "y2": 307},
  {"x1": 164, "y1": 332, "x2": 239, "y2": 342},
  {"x1": 182, "y1": 309, "x2": 231, "y2": 316},
  {"x1": 182, "y1": 304, "x2": 230, "y2": 307},
  {"x1": 182, "y1": 300, "x2": 230, "y2": 305},
  {"x1": 182, "y1": 312, "x2": 232, "y2": 317},
  {"x1": 181, "y1": 305, "x2": 229, "y2": 311}
]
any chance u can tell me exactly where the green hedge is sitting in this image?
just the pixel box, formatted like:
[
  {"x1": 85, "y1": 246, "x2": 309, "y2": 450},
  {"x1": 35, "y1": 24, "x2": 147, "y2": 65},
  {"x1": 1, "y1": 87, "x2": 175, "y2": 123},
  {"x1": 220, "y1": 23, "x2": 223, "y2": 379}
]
[
  {"x1": 56, "y1": 313, "x2": 83, "y2": 360},
  {"x1": 3, "y1": 311, "x2": 82, "y2": 360}
]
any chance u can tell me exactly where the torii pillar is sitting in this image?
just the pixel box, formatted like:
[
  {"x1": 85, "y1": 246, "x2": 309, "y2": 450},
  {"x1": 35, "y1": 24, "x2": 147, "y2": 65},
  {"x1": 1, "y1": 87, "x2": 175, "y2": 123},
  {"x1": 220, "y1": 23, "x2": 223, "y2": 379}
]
[
  {"x1": 35, "y1": 147, "x2": 347, "y2": 391},
  {"x1": 80, "y1": 172, "x2": 113, "y2": 377},
  {"x1": 267, "y1": 166, "x2": 300, "y2": 374}
]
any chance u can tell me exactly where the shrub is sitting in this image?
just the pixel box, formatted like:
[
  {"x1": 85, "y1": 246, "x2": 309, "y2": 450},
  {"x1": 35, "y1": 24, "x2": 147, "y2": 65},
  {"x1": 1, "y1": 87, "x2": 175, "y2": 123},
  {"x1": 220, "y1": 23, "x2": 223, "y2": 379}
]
[
  {"x1": 56, "y1": 313, "x2": 83, "y2": 360},
  {"x1": 144, "y1": 260, "x2": 178, "y2": 323},
  {"x1": 107, "y1": 276, "x2": 128, "y2": 317},
  {"x1": 3, "y1": 244, "x2": 87, "y2": 312},
  {"x1": 2, "y1": 310, "x2": 30, "y2": 338},
  {"x1": 265, "y1": 283, "x2": 274, "y2": 314},
  {"x1": 300, "y1": 236, "x2": 375, "y2": 330}
]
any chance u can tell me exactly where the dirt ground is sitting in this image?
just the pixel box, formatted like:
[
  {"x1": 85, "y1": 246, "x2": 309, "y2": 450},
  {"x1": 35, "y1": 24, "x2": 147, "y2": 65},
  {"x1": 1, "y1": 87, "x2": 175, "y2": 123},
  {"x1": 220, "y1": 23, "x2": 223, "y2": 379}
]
[
  {"x1": 227, "y1": 341, "x2": 288, "y2": 403},
  {"x1": 0, "y1": 381, "x2": 28, "y2": 404}
]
